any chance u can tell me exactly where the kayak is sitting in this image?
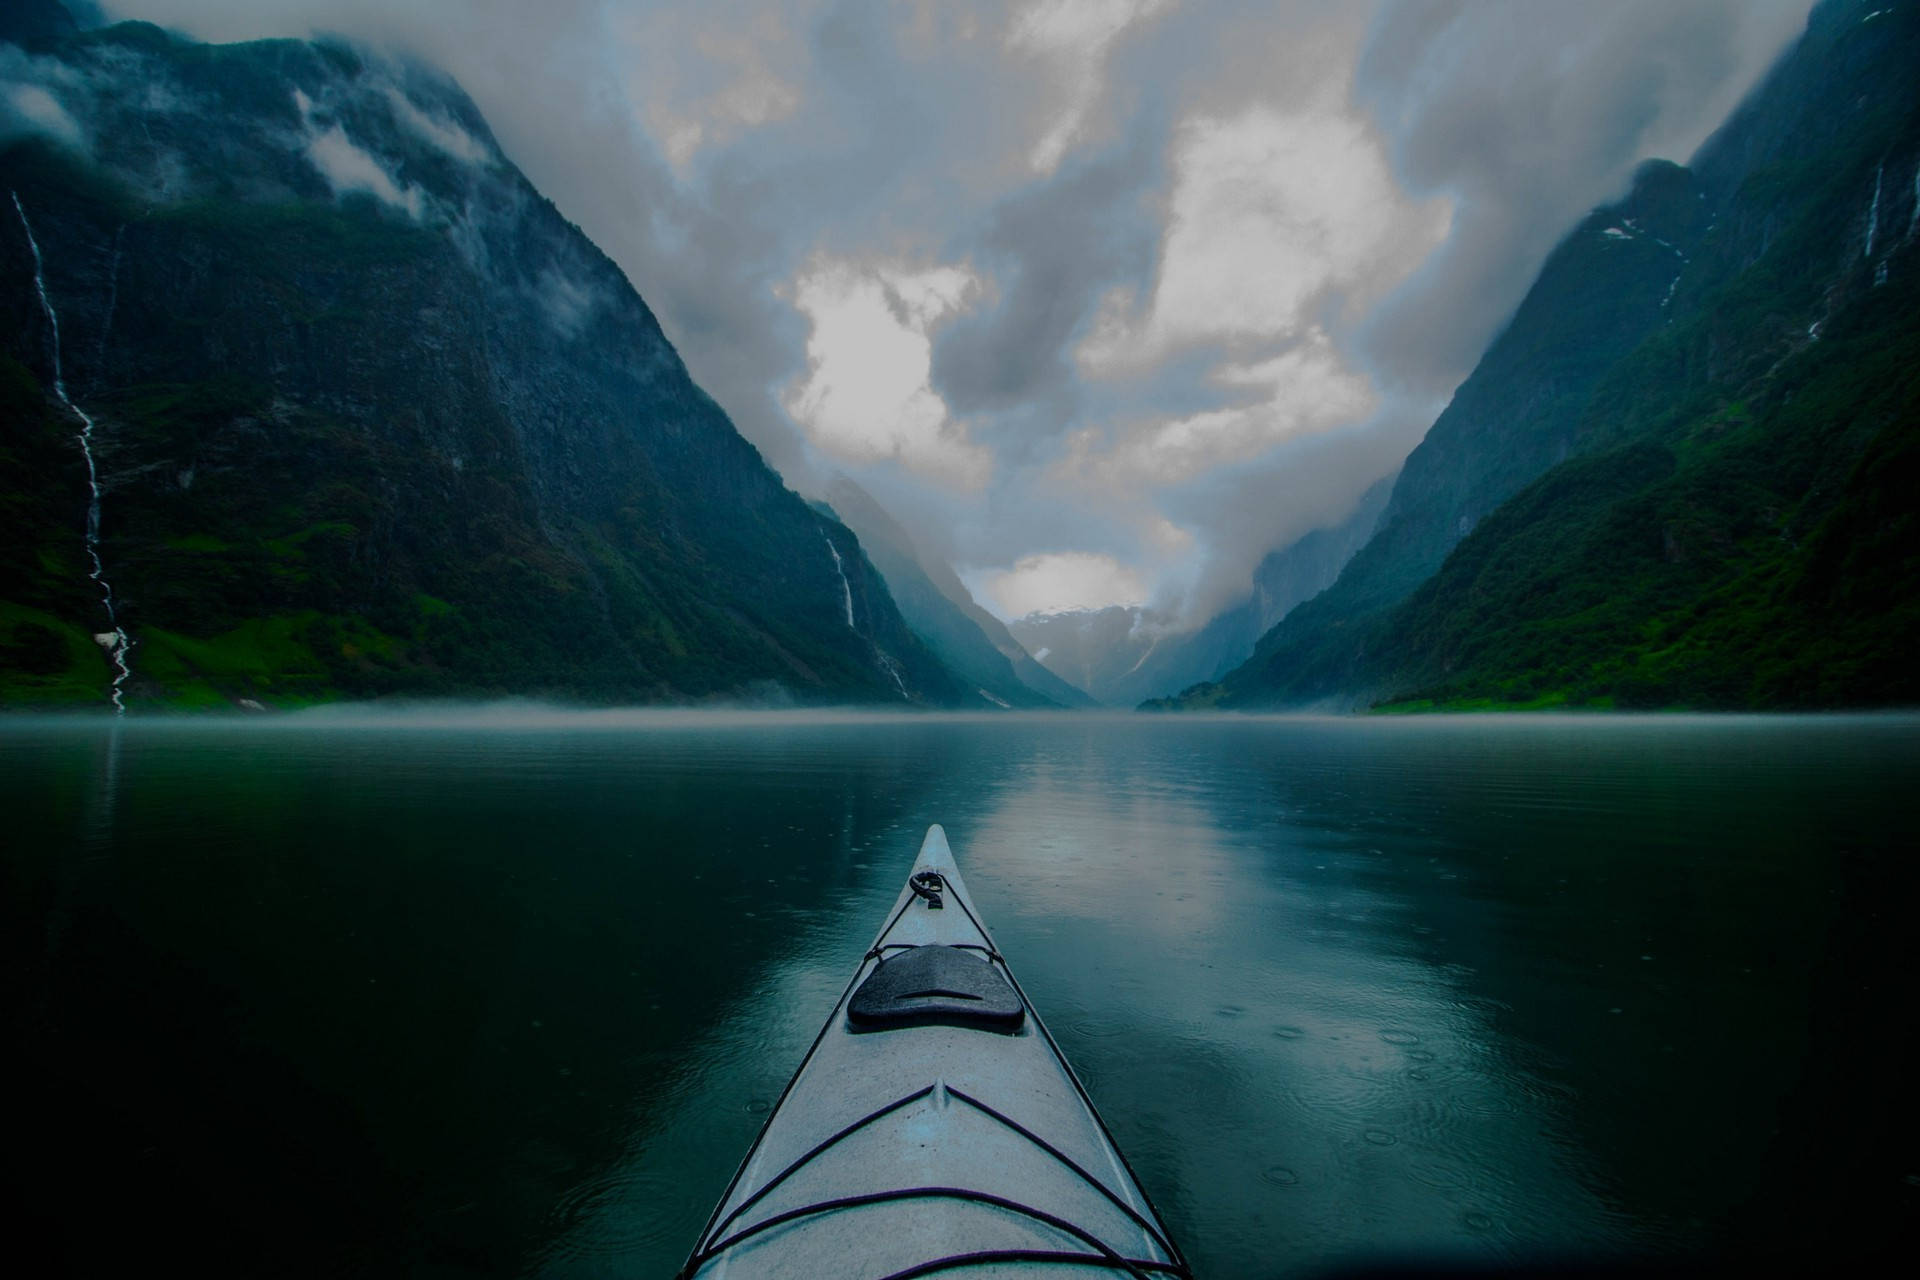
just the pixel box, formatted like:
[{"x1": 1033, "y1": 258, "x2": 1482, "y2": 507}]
[{"x1": 680, "y1": 825, "x2": 1190, "y2": 1279}]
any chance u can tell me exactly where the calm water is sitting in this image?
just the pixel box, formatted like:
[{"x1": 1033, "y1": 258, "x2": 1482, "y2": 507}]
[{"x1": 4, "y1": 710, "x2": 1916, "y2": 1276}]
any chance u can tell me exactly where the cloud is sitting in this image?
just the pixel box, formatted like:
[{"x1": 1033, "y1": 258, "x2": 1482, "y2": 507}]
[
  {"x1": 293, "y1": 87, "x2": 424, "y2": 217},
  {"x1": 382, "y1": 84, "x2": 490, "y2": 165},
  {"x1": 1, "y1": 80, "x2": 85, "y2": 150},
  {"x1": 932, "y1": 130, "x2": 1163, "y2": 420},
  {"x1": 536, "y1": 268, "x2": 603, "y2": 339},
  {"x1": 605, "y1": 0, "x2": 810, "y2": 174},
  {"x1": 1064, "y1": 329, "x2": 1377, "y2": 490},
  {"x1": 1005, "y1": 0, "x2": 1174, "y2": 174},
  {"x1": 96, "y1": 0, "x2": 1814, "y2": 630},
  {"x1": 963, "y1": 550, "x2": 1150, "y2": 621},
  {"x1": 1079, "y1": 104, "x2": 1449, "y2": 371},
  {"x1": 0, "y1": 46, "x2": 88, "y2": 152},
  {"x1": 782, "y1": 255, "x2": 991, "y2": 488},
  {"x1": 1354, "y1": 0, "x2": 1813, "y2": 395}
]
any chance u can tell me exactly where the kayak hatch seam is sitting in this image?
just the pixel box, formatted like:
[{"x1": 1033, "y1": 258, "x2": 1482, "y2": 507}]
[{"x1": 687, "y1": 1185, "x2": 1162, "y2": 1279}]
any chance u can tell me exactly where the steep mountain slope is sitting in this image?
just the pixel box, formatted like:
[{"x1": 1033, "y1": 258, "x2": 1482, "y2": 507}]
[
  {"x1": 0, "y1": 15, "x2": 966, "y2": 708},
  {"x1": 1190, "y1": 0, "x2": 1919, "y2": 711},
  {"x1": 1369, "y1": 3, "x2": 1920, "y2": 710},
  {"x1": 1184, "y1": 159, "x2": 1711, "y2": 707},
  {"x1": 1118, "y1": 472, "x2": 1393, "y2": 706},
  {"x1": 820, "y1": 476, "x2": 1090, "y2": 708}
]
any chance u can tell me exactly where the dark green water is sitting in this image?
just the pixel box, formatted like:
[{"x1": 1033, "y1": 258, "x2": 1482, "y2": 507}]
[{"x1": 4, "y1": 710, "x2": 1916, "y2": 1276}]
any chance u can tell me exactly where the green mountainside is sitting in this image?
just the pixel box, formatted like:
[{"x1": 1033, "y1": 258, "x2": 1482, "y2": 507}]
[
  {"x1": 1176, "y1": 0, "x2": 1919, "y2": 712},
  {"x1": 1, "y1": 15, "x2": 971, "y2": 709}
]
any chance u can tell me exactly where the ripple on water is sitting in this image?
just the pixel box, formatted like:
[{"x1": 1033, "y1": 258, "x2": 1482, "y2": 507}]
[
  {"x1": 1072, "y1": 1019, "x2": 1128, "y2": 1038},
  {"x1": 1407, "y1": 1158, "x2": 1474, "y2": 1192},
  {"x1": 545, "y1": 1165, "x2": 699, "y2": 1258},
  {"x1": 1362, "y1": 1129, "x2": 1398, "y2": 1147},
  {"x1": 1405, "y1": 1049, "x2": 1436, "y2": 1063},
  {"x1": 745, "y1": 1098, "x2": 772, "y2": 1115},
  {"x1": 1450, "y1": 1086, "x2": 1521, "y2": 1118},
  {"x1": 1378, "y1": 1029, "x2": 1421, "y2": 1046},
  {"x1": 1261, "y1": 1164, "x2": 1300, "y2": 1187},
  {"x1": 1272, "y1": 1025, "x2": 1307, "y2": 1040},
  {"x1": 1463, "y1": 1211, "x2": 1495, "y2": 1232}
]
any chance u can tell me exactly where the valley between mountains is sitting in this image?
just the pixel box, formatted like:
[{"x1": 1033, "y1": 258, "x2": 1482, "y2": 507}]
[{"x1": 3, "y1": 0, "x2": 1915, "y2": 713}]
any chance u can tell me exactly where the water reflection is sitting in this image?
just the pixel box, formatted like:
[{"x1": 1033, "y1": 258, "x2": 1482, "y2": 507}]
[
  {"x1": 4, "y1": 713, "x2": 1915, "y2": 1278},
  {"x1": 952, "y1": 726, "x2": 1619, "y2": 1275}
]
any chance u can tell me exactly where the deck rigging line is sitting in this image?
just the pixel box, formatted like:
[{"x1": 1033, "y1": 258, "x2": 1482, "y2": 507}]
[{"x1": 680, "y1": 871, "x2": 1192, "y2": 1279}]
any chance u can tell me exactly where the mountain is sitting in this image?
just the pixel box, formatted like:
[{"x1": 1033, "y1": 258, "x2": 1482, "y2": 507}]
[
  {"x1": 1011, "y1": 472, "x2": 1391, "y2": 707},
  {"x1": 1118, "y1": 472, "x2": 1394, "y2": 706},
  {"x1": 1005, "y1": 606, "x2": 1154, "y2": 706},
  {"x1": 819, "y1": 476, "x2": 1091, "y2": 708},
  {"x1": 1, "y1": 13, "x2": 971, "y2": 709},
  {"x1": 0, "y1": 0, "x2": 79, "y2": 50},
  {"x1": 1181, "y1": 0, "x2": 1920, "y2": 712}
]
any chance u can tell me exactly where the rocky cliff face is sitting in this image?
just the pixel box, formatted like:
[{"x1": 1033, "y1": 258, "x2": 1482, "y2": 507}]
[
  {"x1": 1192, "y1": 0, "x2": 1920, "y2": 711},
  {"x1": 1, "y1": 16, "x2": 965, "y2": 707}
]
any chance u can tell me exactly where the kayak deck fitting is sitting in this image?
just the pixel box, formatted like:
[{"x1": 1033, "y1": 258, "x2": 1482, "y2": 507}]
[{"x1": 681, "y1": 825, "x2": 1190, "y2": 1279}]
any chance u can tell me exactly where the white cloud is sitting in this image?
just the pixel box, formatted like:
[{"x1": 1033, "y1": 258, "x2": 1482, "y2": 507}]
[
  {"x1": 1006, "y1": 0, "x2": 1174, "y2": 174},
  {"x1": 1066, "y1": 328, "x2": 1376, "y2": 488},
  {"x1": 2, "y1": 81, "x2": 85, "y2": 150},
  {"x1": 383, "y1": 85, "x2": 490, "y2": 165},
  {"x1": 293, "y1": 89, "x2": 424, "y2": 217},
  {"x1": 783, "y1": 255, "x2": 991, "y2": 489},
  {"x1": 607, "y1": 0, "x2": 808, "y2": 175},
  {"x1": 96, "y1": 0, "x2": 1812, "y2": 643},
  {"x1": 963, "y1": 550, "x2": 1149, "y2": 619},
  {"x1": 1079, "y1": 106, "x2": 1450, "y2": 371},
  {"x1": 537, "y1": 268, "x2": 601, "y2": 338}
]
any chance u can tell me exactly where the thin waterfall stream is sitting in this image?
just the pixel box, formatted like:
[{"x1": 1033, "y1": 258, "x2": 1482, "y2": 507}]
[
  {"x1": 11, "y1": 191, "x2": 134, "y2": 713},
  {"x1": 823, "y1": 534, "x2": 855, "y2": 629}
]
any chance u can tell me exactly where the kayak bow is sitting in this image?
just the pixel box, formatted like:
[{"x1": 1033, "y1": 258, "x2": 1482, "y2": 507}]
[{"x1": 681, "y1": 825, "x2": 1189, "y2": 1279}]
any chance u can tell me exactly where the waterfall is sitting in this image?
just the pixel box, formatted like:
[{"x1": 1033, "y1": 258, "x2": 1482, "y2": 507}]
[
  {"x1": 875, "y1": 651, "x2": 908, "y2": 700},
  {"x1": 12, "y1": 191, "x2": 134, "y2": 713},
  {"x1": 823, "y1": 534, "x2": 855, "y2": 629},
  {"x1": 1864, "y1": 162, "x2": 1883, "y2": 259}
]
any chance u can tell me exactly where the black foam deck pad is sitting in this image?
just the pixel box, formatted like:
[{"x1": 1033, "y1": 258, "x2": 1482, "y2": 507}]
[{"x1": 847, "y1": 945, "x2": 1027, "y2": 1033}]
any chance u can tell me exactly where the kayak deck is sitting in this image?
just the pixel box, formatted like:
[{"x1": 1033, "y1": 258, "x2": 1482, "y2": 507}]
[{"x1": 682, "y1": 826, "x2": 1188, "y2": 1279}]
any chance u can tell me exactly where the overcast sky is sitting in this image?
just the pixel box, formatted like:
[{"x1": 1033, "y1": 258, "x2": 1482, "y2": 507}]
[{"x1": 100, "y1": 0, "x2": 1814, "y2": 623}]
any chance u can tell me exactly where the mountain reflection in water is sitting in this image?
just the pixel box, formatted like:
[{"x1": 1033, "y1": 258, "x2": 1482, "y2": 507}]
[{"x1": 4, "y1": 711, "x2": 1913, "y2": 1277}]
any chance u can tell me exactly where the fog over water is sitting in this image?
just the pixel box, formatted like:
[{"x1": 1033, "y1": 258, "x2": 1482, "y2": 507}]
[{"x1": 6, "y1": 710, "x2": 1915, "y2": 1276}]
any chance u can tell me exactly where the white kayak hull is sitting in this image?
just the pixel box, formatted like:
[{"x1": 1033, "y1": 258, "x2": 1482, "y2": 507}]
[{"x1": 682, "y1": 825, "x2": 1189, "y2": 1279}]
